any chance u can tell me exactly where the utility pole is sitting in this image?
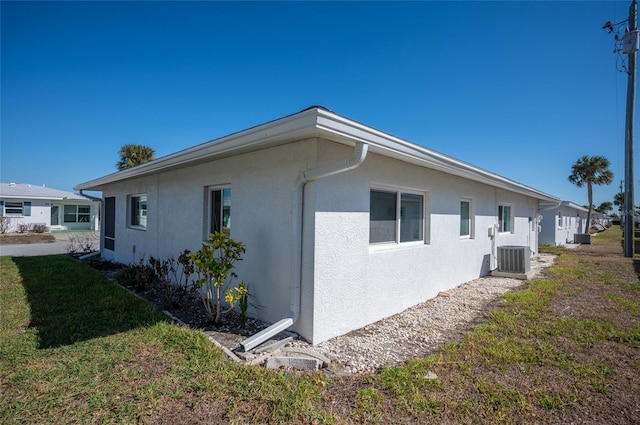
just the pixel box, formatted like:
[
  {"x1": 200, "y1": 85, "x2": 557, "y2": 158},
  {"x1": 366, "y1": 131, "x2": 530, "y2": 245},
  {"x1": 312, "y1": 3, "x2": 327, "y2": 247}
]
[{"x1": 624, "y1": 0, "x2": 637, "y2": 258}]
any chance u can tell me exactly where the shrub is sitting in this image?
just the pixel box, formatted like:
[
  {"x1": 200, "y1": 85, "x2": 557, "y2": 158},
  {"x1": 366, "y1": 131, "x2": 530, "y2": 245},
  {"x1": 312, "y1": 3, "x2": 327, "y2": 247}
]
[
  {"x1": 236, "y1": 282, "x2": 250, "y2": 326},
  {"x1": 117, "y1": 258, "x2": 157, "y2": 291},
  {"x1": 16, "y1": 223, "x2": 29, "y2": 233},
  {"x1": 149, "y1": 250, "x2": 195, "y2": 307},
  {"x1": 116, "y1": 265, "x2": 137, "y2": 285},
  {"x1": 191, "y1": 232, "x2": 247, "y2": 323},
  {"x1": 133, "y1": 259, "x2": 157, "y2": 290},
  {"x1": 65, "y1": 233, "x2": 98, "y2": 254},
  {"x1": 31, "y1": 224, "x2": 48, "y2": 234},
  {"x1": 0, "y1": 217, "x2": 12, "y2": 234}
]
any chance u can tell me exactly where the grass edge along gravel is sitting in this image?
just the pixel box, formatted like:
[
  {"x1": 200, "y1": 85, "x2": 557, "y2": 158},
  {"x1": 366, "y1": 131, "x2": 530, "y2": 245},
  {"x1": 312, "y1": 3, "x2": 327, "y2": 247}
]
[
  {"x1": 1, "y1": 227, "x2": 639, "y2": 424},
  {"x1": 363, "y1": 229, "x2": 639, "y2": 424}
]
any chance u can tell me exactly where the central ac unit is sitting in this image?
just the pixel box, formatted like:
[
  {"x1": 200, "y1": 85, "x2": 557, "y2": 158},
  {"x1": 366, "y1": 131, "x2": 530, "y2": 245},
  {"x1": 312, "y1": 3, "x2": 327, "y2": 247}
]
[
  {"x1": 497, "y1": 246, "x2": 531, "y2": 273},
  {"x1": 573, "y1": 233, "x2": 591, "y2": 244}
]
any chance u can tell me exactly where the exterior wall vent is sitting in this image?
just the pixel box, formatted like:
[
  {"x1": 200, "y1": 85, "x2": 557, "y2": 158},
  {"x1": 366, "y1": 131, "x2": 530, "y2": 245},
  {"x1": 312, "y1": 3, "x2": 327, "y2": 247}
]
[{"x1": 497, "y1": 246, "x2": 531, "y2": 273}]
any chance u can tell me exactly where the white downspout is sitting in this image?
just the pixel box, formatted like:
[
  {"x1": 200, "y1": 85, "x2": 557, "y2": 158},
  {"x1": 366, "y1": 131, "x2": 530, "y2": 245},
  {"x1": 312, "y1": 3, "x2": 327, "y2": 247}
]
[{"x1": 240, "y1": 142, "x2": 369, "y2": 352}]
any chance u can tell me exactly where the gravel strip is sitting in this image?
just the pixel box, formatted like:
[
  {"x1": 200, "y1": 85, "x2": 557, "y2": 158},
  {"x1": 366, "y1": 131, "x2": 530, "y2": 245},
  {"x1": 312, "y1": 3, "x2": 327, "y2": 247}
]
[
  {"x1": 289, "y1": 254, "x2": 556, "y2": 375},
  {"x1": 87, "y1": 250, "x2": 556, "y2": 375}
]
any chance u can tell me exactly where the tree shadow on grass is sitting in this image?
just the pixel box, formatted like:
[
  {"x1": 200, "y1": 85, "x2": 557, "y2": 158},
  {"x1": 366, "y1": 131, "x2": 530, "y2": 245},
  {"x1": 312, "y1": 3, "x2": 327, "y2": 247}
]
[{"x1": 13, "y1": 255, "x2": 167, "y2": 349}]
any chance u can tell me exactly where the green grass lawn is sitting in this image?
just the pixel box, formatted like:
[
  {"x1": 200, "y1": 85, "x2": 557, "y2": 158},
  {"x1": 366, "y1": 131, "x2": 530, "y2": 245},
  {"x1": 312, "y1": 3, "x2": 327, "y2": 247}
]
[
  {"x1": 0, "y1": 255, "x2": 327, "y2": 424},
  {"x1": 1, "y1": 228, "x2": 639, "y2": 424}
]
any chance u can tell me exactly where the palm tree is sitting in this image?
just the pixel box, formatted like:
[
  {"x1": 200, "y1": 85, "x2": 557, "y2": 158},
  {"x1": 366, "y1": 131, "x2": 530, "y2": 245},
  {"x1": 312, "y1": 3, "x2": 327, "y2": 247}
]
[
  {"x1": 116, "y1": 144, "x2": 155, "y2": 171},
  {"x1": 613, "y1": 191, "x2": 625, "y2": 213},
  {"x1": 568, "y1": 155, "x2": 614, "y2": 233},
  {"x1": 595, "y1": 201, "x2": 613, "y2": 214}
]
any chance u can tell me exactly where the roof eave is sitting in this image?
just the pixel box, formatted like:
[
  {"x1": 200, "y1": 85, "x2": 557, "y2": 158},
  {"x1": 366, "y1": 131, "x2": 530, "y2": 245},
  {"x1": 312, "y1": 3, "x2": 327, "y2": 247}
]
[
  {"x1": 314, "y1": 109, "x2": 561, "y2": 203},
  {"x1": 560, "y1": 200, "x2": 590, "y2": 212},
  {"x1": 75, "y1": 108, "x2": 320, "y2": 191},
  {"x1": 0, "y1": 195, "x2": 62, "y2": 201},
  {"x1": 76, "y1": 107, "x2": 561, "y2": 203}
]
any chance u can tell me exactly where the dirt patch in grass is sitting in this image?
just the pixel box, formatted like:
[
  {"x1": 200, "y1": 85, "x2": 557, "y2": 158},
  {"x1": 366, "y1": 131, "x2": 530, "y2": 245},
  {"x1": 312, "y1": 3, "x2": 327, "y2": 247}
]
[
  {"x1": 0, "y1": 233, "x2": 55, "y2": 244},
  {"x1": 121, "y1": 345, "x2": 171, "y2": 387},
  {"x1": 148, "y1": 396, "x2": 231, "y2": 425},
  {"x1": 311, "y1": 231, "x2": 640, "y2": 424}
]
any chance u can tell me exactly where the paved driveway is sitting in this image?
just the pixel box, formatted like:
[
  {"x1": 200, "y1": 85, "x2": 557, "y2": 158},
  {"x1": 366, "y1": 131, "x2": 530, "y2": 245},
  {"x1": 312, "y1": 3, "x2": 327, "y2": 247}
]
[
  {"x1": 0, "y1": 232, "x2": 100, "y2": 257},
  {"x1": 0, "y1": 241, "x2": 69, "y2": 257}
]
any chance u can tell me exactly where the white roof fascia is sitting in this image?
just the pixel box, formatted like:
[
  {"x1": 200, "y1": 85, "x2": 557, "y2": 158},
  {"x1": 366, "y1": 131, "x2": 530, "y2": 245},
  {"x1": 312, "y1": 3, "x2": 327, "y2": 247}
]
[
  {"x1": 76, "y1": 107, "x2": 561, "y2": 204},
  {"x1": 0, "y1": 195, "x2": 65, "y2": 201},
  {"x1": 560, "y1": 201, "x2": 589, "y2": 212},
  {"x1": 539, "y1": 200, "x2": 563, "y2": 210},
  {"x1": 314, "y1": 109, "x2": 560, "y2": 203},
  {"x1": 0, "y1": 195, "x2": 93, "y2": 202},
  {"x1": 75, "y1": 109, "x2": 320, "y2": 191}
]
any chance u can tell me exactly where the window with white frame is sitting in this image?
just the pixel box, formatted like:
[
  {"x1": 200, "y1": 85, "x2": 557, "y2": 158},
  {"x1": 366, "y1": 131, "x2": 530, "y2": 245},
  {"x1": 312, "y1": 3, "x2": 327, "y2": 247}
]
[
  {"x1": 369, "y1": 188, "x2": 425, "y2": 244},
  {"x1": 1, "y1": 201, "x2": 30, "y2": 216},
  {"x1": 208, "y1": 187, "x2": 231, "y2": 235},
  {"x1": 460, "y1": 199, "x2": 473, "y2": 238},
  {"x1": 128, "y1": 194, "x2": 147, "y2": 229},
  {"x1": 498, "y1": 204, "x2": 512, "y2": 233},
  {"x1": 78, "y1": 205, "x2": 91, "y2": 222},
  {"x1": 63, "y1": 205, "x2": 91, "y2": 223},
  {"x1": 557, "y1": 212, "x2": 562, "y2": 228}
]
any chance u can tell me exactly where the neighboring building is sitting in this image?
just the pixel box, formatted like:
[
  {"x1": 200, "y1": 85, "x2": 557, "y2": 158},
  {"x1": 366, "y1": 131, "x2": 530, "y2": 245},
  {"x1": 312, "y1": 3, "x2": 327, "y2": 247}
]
[
  {"x1": 590, "y1": 212, "x2": 611, "y2": 229},
  {"x1": 76, "y1": 106, "x2": 561, "y2": 345},
  {"x1": 539, "y1": 201, "x2": 589, "y2": 246},
  {"x1": 0, "y1": 182, "x2": 99, "y2": 232}
]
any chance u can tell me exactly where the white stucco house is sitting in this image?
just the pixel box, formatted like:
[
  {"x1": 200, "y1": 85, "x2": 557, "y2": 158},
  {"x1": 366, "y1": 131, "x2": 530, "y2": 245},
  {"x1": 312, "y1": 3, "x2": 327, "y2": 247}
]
[
  {"x1": 590, "y1": 212, "x2": 611, "y2": 229},
  {"x1": 539, "y1": 201, "x2": 589, "y2": 246},
  {"x1": 0, "y1": 182, "x2": 100, "y2": 232},
  {"x1": 76, "y1": 106, "x2": 561, "y2": 346}
]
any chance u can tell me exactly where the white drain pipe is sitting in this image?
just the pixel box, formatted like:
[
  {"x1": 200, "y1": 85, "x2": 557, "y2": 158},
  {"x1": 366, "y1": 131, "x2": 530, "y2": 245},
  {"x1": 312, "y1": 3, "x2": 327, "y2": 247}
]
[{"x1": 240, "y1": 142, "x2": 369, "y2": 352}]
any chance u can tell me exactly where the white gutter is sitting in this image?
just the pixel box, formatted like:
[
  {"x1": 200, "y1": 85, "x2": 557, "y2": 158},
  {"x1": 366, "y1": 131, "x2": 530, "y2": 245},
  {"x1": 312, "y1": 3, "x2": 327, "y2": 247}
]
[
  {"x1": 75, "y1": 109, "x2": 320, "y2": 191},
  {"x1": 539, "y1": 199, "x2": 563, "y2": 211},
  {"x1": 75, "y1": 107, "x2": 560, "y2": 205},
  {"x1": 559, "y1": 200, "x2": 589, "y2": 213},
  {"x1": 239, "y1": 142, "x2": 369, "y2": 352}
]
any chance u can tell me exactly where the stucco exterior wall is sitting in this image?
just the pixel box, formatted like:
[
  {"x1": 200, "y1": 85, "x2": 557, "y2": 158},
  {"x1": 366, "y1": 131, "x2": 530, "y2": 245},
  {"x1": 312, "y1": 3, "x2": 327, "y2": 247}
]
[
  {"x1": 99, "y1": 140, "x2": 317, "y2": 331},
  {"x1": 308, "y1": 142, "x2": 542, "y2": 343},
  {"x1": 0, "y1": 198, "x2": 98, "y2": 232},
  {"x1": 539, "y1": 205, "x2": 586, "y2": 245},
  {"x1": 0, "y1": 198, "x2": 51, "y2": 231},
  {"x1": 96, "y1": 137, "x2": 545, "y2": 344}
]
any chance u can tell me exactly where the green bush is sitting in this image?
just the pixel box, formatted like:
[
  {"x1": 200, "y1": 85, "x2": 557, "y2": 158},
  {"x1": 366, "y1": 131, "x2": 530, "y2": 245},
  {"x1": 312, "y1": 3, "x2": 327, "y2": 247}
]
[
  {"x1": 191, "y1": 232, "x2": 247, "y2": 323},
  {"x1": 117, "y1": 258, "x2": 157, "y2": 290},
  {"x1": 149, "y1": 250, "x2": 195, "y2": 307}
]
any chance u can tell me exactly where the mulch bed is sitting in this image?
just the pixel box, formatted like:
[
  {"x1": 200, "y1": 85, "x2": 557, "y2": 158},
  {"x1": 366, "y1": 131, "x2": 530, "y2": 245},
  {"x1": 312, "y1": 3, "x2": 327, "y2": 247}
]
[{"x1": 83, "y1": 257, "x2": 275, "y2": 350}]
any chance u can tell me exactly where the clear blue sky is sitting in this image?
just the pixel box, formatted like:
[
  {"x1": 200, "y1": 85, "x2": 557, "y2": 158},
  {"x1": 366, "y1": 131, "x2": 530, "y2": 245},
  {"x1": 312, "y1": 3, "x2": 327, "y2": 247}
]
[{"x1": 1, "y1": 1, "x2": 637, "y2": 208}]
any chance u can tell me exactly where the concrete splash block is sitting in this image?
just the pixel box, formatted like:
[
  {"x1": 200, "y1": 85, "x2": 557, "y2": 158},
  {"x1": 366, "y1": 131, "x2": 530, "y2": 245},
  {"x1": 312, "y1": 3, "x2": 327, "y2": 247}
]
[
  {"x1": 491, "y1": 269, "x2": 536, "y2": 280},
  {"x1": 265, "y1": 356, "x2": 322, "y2": 371},
  {"x1": 280, "y1": 347, "x2": 331, "y2": 369}
]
